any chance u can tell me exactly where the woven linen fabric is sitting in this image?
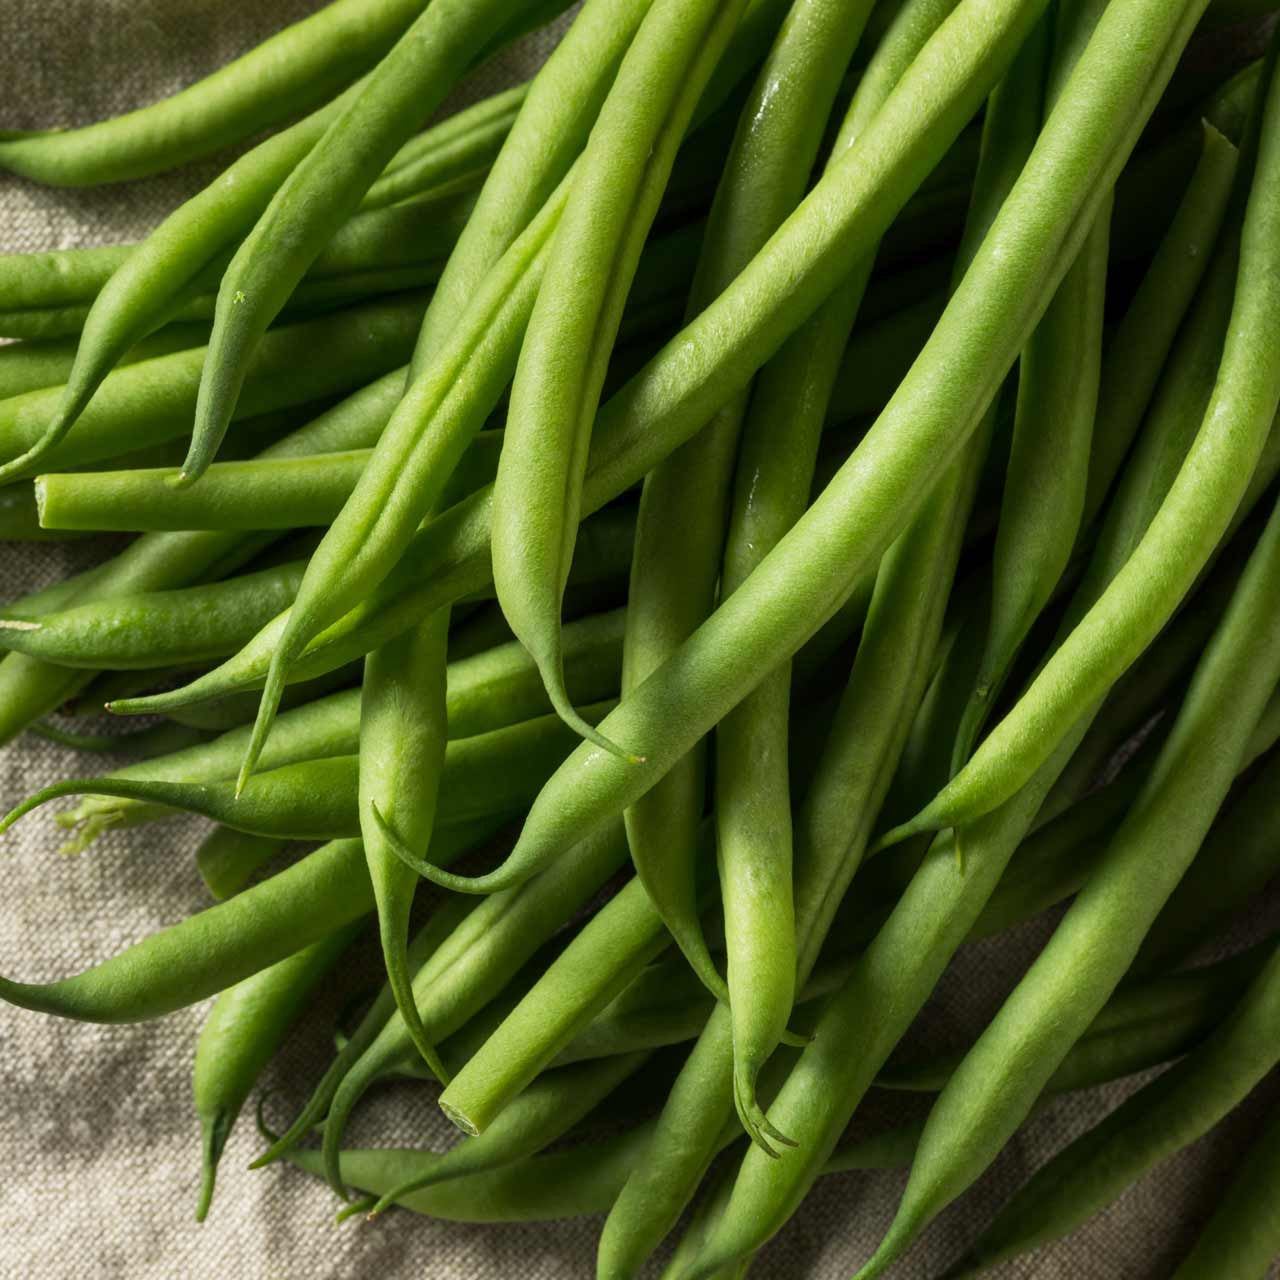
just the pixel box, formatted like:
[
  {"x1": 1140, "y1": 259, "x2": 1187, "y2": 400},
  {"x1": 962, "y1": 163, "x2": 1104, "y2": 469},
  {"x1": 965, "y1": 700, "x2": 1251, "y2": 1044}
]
[{"x1": 1, "y1": 3, "x2": 1278, "y2": 1278}]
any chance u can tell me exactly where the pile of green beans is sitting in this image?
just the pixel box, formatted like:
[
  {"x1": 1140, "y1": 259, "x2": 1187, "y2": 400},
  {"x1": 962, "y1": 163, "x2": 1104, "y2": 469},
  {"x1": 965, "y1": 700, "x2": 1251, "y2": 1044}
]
[{"x1": 3, "y1": 1, "x2": 1280, "y2": 1274}]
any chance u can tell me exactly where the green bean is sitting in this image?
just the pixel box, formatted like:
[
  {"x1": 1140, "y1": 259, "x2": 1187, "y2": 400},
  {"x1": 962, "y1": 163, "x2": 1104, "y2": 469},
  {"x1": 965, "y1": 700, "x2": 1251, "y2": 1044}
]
[
  {"x1": 196, "y1": 828, "x2": 289, "y2": 902},
  {"x1": 879, "y1": 936, "x2": 1275, "y2": 1095},
  {"x1": 951, "y1": 940, "x2": 1280, "y2": 1276},
  {"x1": 360, "y1": 616, "x2": 452, "y2": 1084},
  {"x1": 35, "y1": 428, "x2": 507, "y2": 534},
  {"x1": 316, "y1": 820, "x2": 634, "y2": 1187},
  {"x1": 882, "y1": 49, "x2": 1280, "y2": 845},
  {"x1": 193, "y1": 923, "x2": 360, "y2": 1220},
  {"x1": 1082, "y1": 122, "x2": 1240, "y2": 528},
  {"x1": 0, "y1": 296, "x2": 424, "y2": 482},
  {"x1": 183, "y1": 0, "x2": 547, "y2": 484},
  {"x1": 360, "y1": 84, "x2": 528, "y2": 212},
  {"x1": 622, "y1": 0, "x2": 877, "y2": 1145},
  {"x1": 855, "y1": 484, "x2": 1280, "y2": 1274},
  {"x1": 278, "y1": 1119, "x2": 658, "y2": 1223},
  {"x1": 0, "y1": 0, "x2": 431, "y2": 186},
  {"x1": 494, "y1": 0, "x2": 754, "y2": 757},
  {"x1": 363, "y1": 1052, "x2": 651, "y2": 1216},
  {"x1": 1170, "y1": 1101, "x2": 1280, "y2": 1279},
  {"x1": 10, "y1": 706, "x2": 613, "y2": 851},
  {"x1": 0, "y1": 836, "x2": 370, "y2": 1022},
  {"x1": 0, "y1": 560, "x2": 306, "y2": 670},
  {"x1": 952, "y1": 140, "x2": 1111, "y2": 769},
  {"x1": 1136, "y1": 745, "x2": 1280, "y2": 973}
]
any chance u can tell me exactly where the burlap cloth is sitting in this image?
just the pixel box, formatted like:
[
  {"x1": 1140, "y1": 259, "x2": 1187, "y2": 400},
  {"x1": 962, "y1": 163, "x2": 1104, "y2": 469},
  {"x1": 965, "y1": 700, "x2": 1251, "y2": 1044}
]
[{"x1": 0, "y1": 4, "x2": 1277, "y2": 1277}]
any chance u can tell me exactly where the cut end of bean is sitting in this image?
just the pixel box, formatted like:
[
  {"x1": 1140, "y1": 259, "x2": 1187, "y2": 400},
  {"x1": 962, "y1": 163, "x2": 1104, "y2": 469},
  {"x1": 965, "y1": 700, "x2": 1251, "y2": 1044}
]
[{"x1": 438, "y1": 1097, "x2": 480, "y2": 1138}]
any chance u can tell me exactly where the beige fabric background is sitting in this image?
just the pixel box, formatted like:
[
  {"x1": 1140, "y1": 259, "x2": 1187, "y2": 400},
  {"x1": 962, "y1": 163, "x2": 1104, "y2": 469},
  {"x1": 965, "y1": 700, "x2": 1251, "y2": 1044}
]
[{"x1": 0, "y1": 3, "x2": 1277, "y2": 1277}]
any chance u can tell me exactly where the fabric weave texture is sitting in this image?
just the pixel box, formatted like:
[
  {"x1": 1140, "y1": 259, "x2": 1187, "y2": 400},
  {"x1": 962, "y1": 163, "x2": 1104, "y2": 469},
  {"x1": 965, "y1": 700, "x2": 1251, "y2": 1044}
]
[{"x1": 0, "y1": 3, "x2": 1277, "y2": 1277}]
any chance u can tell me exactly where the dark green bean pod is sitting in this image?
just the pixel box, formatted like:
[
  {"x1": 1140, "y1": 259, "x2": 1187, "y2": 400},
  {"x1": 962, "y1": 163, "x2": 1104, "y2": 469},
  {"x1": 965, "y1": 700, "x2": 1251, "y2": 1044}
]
[
  {"x1": 196, "y1": 827, "x2": 290, "y2": 902},
  {"x1": 277, "y1": 1120, "x2": 658, "y2": 1223},
  {"x1": 193, "y1": 923, "x2": 361, "y2": 1220},
  {"x1": 949, "y1": 940, "x2": 1280, "y2": 1276},
  {"x1": 1170, "y1": 1100, "x2": 1280, "y2": 1279}
]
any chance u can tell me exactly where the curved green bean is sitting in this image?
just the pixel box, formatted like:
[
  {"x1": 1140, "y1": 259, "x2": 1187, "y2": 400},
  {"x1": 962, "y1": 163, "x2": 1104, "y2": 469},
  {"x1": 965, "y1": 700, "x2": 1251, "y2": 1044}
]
[
  {"x1": 492, "y1": 0, "x2": 751, "y2": 757},
  {"x1": 0, "y1": 0, "x2": 429, "y2": 186},
  {"x1": 0, "y1": 837, "x2": 371, "y2": 1022},
  {"x1": 9, "y1": 706, "x2": 611, "y2": 850}
]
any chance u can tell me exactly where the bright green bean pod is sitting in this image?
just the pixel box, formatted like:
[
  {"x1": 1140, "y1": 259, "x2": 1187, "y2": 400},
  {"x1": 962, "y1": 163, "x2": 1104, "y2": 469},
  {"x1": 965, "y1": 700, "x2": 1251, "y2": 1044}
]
[
  {"x1": 1082, "y1": 121, "x2": 1240, "y2": 527},
  {"x1": 0, "y1": 0, "x2": 431, "y2": 186},
  {"x1": 12, "y1": 706, "x2": 612, "y2": 849},
  {"x1": 622, "y1": 0, "x2": 877, "y2": 1146},
  {"x1": 183, "y1": 0, "x2": 549, "y2": 484},
  {"x1": 883, "y1": 48, "x2": 1280, "y2": 845},
  {"x1": 0, "y1": 560, "x2": 306, "y2": 669},
  {"x1": 856, "y1": 486, "x2": 1280, "y2": 1274},
  {"x1": 1170, "y1": 1101, "x2": 1280, "y2": 1279},
  {"x1": 0, "y1": 837, "x2": 370, "y2": 1022},
  {"x1": 492, "y1": 0, "x2": 750, "y2": 757},
  {"x1": 35, "y1": 432, "x2": 505, "y2": 534},
  {"x1": 196, "y1": 827, "x2": 289, "y2": 902},
  {"x1": 0, "y1": 296, "x2": 424, "y2": 482},
  {"x1": 951, "y1": 941, "x2": 1280, "y2": 1276},
  {"x1": 193, "y1": 922, "x2": 361, "y2": 1220}
]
